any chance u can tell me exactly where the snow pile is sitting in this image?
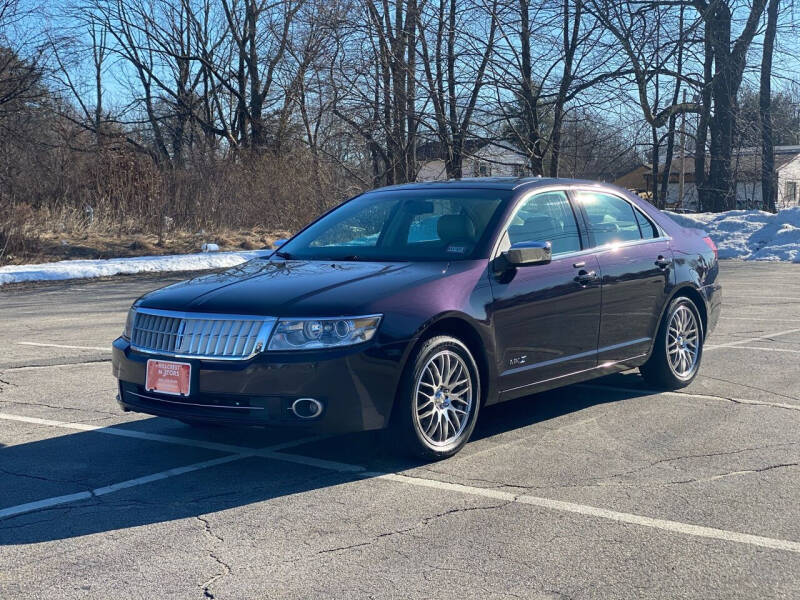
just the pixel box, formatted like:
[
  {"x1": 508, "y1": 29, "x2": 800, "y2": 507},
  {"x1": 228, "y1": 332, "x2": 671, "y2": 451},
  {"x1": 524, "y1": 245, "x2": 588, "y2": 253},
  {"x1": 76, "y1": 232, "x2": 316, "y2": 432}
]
[
  {"x1": 665, "y1": 207, "x2": 800, "y2": 262},
  {"x1": 0, "y1": 249, "x2": 271, "y2": 286}
]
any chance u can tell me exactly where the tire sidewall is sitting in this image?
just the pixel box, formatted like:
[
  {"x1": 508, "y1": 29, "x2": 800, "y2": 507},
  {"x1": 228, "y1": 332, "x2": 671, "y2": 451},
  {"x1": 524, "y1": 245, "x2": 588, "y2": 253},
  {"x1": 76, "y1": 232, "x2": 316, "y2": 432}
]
[
  {"x1": 662, "y1": 297, "x2": 704, "y2": 384},
  {"x1": 399, "y1": 335, "x2": 481, "y2": 459}
]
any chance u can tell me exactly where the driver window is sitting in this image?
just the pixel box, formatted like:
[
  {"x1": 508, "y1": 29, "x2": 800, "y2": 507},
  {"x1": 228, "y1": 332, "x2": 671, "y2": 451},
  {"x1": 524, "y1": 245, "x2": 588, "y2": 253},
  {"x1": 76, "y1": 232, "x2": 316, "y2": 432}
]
[{"x1": 506, "y1": 191, "x2": 582, "y2": 255}]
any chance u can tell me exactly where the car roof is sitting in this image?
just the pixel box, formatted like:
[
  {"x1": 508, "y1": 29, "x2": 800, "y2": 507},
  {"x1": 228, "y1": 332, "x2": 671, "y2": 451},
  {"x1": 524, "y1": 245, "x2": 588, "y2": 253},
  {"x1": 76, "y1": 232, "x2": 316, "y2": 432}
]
[{"x1": 369, "y1": 177, "x2": 610, "y2": 193}]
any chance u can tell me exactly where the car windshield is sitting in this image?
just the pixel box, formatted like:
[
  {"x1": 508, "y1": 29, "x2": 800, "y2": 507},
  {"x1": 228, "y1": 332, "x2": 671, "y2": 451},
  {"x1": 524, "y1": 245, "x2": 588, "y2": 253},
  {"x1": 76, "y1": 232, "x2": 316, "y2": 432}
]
[{"x1": 276, "y1": 189, "x2": 510, "y2": 261}]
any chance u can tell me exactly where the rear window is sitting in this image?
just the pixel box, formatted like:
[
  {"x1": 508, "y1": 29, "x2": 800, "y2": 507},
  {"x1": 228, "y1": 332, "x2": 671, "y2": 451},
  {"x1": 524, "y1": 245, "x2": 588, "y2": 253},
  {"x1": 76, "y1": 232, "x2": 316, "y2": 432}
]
[{"x1": 634, "y1": 208, "x2": 659, "y2": 239}]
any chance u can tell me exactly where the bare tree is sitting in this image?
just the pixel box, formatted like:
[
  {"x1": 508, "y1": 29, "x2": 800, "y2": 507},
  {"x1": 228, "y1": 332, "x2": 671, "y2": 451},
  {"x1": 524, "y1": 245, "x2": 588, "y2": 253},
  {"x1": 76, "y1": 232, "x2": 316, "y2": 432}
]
[
  {"x1": 697, "y1": 0, "x2": 769, "y2": 211},
  {"x1": 760, "y1": 0, "x2": 780, "y2": 212},
  {"x1": 417, "y1": 0, "x2": 499, "y2": 178}
]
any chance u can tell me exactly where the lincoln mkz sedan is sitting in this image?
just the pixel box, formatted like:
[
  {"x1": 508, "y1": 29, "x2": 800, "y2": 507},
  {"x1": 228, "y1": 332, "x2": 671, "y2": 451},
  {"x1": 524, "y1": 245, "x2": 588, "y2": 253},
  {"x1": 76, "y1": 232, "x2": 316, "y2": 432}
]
[{"x1": 113, "y1": 178, "x2": 721, "y2": 458}]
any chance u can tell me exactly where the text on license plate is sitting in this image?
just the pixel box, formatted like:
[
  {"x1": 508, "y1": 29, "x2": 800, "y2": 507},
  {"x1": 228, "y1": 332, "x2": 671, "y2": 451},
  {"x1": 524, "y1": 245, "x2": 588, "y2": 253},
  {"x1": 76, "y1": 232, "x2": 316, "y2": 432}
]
[{"x1": 145, "y1": 360, "x2": 191, "y2": 396}]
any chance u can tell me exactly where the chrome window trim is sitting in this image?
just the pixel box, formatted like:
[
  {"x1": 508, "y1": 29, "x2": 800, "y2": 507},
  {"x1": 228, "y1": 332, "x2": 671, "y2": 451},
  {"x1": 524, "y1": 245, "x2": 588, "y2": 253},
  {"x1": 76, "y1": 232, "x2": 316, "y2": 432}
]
[{"x1": 129, "y1": 307, "x2": 277, "y2": 361}]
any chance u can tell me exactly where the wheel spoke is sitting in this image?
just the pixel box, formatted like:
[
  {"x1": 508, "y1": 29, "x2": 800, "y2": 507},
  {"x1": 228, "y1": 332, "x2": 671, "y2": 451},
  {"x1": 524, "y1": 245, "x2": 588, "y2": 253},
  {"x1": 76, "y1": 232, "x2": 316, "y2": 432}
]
[
  {"x1": 665, "y1": 305, "x2": 702, "y2": 379},
  {"x1": 414, "y1": 349, "x2": 475, "y2": 447},
  {"x1": 418, "y1": 408, "x2": 435, "y2": 421}
]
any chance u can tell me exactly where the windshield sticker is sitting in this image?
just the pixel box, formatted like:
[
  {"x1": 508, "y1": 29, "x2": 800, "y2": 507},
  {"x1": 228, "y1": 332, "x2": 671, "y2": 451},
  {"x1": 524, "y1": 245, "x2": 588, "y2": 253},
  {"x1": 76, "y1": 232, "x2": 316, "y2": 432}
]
[{"x1": 446, "y1": 245, "x2": 467, "y2": 254}]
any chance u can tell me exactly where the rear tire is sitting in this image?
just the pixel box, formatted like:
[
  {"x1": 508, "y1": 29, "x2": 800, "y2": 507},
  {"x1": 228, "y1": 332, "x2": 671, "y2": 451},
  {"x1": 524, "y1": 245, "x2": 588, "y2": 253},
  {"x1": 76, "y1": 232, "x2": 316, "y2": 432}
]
[
  {"x1": 392, "y1": 335, "x2": 481, "y2": 460},
  {"x1": 640, "y1": 296, "x2": 704, "y2": 389}
]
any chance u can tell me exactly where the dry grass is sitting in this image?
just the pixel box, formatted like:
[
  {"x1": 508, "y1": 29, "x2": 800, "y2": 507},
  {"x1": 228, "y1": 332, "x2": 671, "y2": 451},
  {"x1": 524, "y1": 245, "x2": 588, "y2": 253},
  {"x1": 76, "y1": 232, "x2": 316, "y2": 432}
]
[
  {"x1": 1, "y1": 227, "x2": 292, "y2": 265},
  {"x1": 0, "y1": 144, "x2": 361, "y2": 266}
]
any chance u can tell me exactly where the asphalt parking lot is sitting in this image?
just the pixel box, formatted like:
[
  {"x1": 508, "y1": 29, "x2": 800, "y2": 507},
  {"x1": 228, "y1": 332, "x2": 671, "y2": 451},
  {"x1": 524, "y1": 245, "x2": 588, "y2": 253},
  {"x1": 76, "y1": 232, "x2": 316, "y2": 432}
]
[{"x1": 1, "y1": 261, "x2": 800, "y2": 599}]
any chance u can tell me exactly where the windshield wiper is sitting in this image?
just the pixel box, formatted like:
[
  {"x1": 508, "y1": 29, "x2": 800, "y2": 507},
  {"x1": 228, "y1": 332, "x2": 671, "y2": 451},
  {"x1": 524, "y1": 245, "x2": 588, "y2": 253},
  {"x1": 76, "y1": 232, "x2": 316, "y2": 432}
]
[{"x1": 274, "y1": 250, "x2": 293, "y2": 259}]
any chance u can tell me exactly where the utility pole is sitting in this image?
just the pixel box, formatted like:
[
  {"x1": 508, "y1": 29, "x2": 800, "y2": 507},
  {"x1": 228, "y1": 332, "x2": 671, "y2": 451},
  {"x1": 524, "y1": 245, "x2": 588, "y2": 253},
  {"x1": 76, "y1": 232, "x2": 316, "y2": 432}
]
[{"x1": 679, "y1": 89, "x2": 687, "y2": 209}]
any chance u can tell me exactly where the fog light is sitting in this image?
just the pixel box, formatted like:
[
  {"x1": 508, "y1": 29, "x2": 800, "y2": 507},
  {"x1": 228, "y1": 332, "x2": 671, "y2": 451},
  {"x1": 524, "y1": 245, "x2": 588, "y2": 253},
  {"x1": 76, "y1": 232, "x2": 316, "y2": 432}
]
[{"x1": 290, "y1": 398, "x2": 324, "y2": 419}]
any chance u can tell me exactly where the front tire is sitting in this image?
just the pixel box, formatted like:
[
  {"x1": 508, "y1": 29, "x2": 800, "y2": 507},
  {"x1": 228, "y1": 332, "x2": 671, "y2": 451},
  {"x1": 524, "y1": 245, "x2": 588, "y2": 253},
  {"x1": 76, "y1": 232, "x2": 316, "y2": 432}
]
[
  {"x1": 640, "y1": 296, "x2": 704, "y2": 389},
  {"x1": 392, "y1": 335, "x2": 481, "y2": 460}
]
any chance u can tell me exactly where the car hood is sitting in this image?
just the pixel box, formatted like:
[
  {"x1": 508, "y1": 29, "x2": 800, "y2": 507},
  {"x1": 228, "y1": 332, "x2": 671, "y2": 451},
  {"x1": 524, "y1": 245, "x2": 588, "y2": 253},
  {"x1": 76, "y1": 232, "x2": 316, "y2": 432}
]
[{"x1": 137, "y1": 258, "x2": 459, "y2": 317}]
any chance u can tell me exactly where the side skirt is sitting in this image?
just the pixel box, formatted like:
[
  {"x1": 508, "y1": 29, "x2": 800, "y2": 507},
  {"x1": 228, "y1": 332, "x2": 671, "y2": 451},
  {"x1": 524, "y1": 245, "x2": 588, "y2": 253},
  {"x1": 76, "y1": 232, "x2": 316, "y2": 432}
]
[{"x1": 491, "y1": 353, "x2": 648, "y2": 405}]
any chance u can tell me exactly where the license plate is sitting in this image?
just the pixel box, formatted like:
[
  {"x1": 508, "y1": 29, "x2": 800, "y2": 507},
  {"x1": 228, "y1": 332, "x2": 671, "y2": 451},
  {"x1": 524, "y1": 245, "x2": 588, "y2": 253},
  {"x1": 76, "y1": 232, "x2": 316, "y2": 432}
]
[{"x1": 145, "y1": 360, "x2": 191, "y2": 396}]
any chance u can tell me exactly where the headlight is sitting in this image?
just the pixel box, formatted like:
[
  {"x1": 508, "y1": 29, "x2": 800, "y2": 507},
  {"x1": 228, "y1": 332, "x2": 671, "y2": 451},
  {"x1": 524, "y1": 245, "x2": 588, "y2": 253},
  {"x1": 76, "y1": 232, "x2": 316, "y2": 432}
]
[
  {"x1": 267, "y1": 315, "x2": 382, "y2": 350},
  {"x1": 123, "y1": 307, "x2": 137, "y2": 340}
]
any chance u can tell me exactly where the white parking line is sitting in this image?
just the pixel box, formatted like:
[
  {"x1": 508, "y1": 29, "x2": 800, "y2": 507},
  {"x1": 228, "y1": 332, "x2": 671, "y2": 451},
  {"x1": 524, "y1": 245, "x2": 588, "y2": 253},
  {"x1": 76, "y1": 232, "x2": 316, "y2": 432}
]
[
  {"x1": 705, "y1": 327, "x2": 800, "y2": 350},
  {"x1": 0, "y1": 417, "x2": 338, "y2": 519},
  {"x1": 370, "y1": 474, "x2": 800, "y2": 554},
  {"x1": 2, "y1": 411, "x2": 800, "y2": 554},
  {"x1": 0, "y1": 412, "x2": 362, "y2": 472},
  {"x1": 725, "y1": 296, "x2": 800, "y2": 301},
  {"x1": 0, "y1": 412, "x2": 267, "y2": 454},
  {"x1": 576, "y1": 384, "x2": 800, "y2": 412},
  {"x1": 716, "y1": 345, "x2": 800, "y2": 354},
  {"x1": 720, "y1": 316, "x2": 800, "y2": 323},
  {"x1": 0, "y1": 454, "x2": 247, "y2": 520},
  {"x1": 17, "y1": 342, "x2": 110, "y2": 351}
]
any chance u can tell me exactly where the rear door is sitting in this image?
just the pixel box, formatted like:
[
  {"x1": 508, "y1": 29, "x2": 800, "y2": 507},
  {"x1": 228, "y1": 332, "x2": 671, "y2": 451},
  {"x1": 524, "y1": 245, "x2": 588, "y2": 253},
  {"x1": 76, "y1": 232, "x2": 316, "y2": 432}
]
[
  {"x1": 489, "y1": 190, "x2": 602, "y2": 395},
  {"x1": 572, "y1": 190, "x2": 674, "y2": 363}
]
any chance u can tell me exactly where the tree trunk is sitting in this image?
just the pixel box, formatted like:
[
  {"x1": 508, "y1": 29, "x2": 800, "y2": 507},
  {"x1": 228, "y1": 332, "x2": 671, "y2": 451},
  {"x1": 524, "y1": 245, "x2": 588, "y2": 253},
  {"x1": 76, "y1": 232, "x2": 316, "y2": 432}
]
[
  {"x1": 760, "y1": 0, "x2": 779, "y2": 213},
  {"x1": 706, "y1": 3, "x2": 734, "y2": 212},
  {"x1": 650, "y1": 124, "x2": 661, "y2": 208},
  {"x1": 694, "y1": 33, "x2": 713, "y2": 212}
]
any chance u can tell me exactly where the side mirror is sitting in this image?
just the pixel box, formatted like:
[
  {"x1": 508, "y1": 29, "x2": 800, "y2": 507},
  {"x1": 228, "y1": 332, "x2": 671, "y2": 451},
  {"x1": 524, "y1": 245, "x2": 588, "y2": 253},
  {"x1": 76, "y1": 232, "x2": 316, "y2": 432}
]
[
  {"x1": 502, "y1": 241, "x2": 552, "y2": 266},
  {"x1": 273, "y1": 238, "x2": 288, "y2": 249}
]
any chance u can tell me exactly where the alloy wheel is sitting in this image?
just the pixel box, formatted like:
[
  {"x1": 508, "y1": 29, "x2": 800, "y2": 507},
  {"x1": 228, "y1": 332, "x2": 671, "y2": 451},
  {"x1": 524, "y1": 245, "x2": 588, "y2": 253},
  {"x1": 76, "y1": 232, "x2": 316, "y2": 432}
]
[
  {"x1": 414, "y1": 349, "x2": 474, "y2": 447},
  {"x1": 666, "y1": 304, "x2": 700, "y2": 380}
]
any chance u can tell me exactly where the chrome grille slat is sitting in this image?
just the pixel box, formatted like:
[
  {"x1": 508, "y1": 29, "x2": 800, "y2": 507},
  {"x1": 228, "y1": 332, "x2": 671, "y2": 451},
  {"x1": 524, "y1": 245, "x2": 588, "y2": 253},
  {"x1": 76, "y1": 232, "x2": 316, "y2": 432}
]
[{"x1": 130, "y1": 309, "x2": 275, "y2": 360}]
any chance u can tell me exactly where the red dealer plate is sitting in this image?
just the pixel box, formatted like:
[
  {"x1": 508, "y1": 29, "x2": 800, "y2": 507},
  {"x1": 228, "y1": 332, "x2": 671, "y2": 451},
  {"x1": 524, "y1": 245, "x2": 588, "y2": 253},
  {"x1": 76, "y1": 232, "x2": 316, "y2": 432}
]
[{"x1": 145, "y1": 360, "x2": 191, "y2": 396}]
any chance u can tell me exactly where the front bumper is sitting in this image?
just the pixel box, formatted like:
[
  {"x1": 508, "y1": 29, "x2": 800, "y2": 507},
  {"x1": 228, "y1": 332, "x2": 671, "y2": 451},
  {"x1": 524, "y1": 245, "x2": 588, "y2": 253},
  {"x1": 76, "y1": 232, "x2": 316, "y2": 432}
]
[{"x1": 112, "y1": 337, "x2": 406, "y2": 433}]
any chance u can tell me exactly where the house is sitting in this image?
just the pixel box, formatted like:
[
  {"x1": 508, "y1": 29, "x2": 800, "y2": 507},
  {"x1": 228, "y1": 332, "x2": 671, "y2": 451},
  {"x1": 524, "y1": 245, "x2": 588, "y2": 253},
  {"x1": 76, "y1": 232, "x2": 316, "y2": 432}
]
[
  {"x1": 417, "y1": 140, "x2": 530, "y2": 181},
  {"x1": 614, "y1": 146, "x2": 800, "y2": 210}
]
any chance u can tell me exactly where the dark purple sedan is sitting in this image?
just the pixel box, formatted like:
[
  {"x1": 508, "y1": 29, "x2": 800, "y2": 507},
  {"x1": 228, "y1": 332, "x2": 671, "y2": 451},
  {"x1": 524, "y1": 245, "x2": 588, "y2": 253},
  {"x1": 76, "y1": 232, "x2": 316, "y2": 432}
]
[{"x1": 113, "y1": 178, "x2": 721, "y2": 459}]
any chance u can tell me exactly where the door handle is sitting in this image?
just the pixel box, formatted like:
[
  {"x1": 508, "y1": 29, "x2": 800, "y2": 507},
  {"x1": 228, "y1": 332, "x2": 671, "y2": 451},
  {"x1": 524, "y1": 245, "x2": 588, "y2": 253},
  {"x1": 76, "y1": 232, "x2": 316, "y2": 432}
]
[
  {"x1": 574, "y1": 269, "x2": 599, "y2": 285},
  {"x1": 655, "y1": 255, "x2": 672, "y2": 269},
  {"x1": 572, "y1": 261, "x2": 586, "y2": 268}
]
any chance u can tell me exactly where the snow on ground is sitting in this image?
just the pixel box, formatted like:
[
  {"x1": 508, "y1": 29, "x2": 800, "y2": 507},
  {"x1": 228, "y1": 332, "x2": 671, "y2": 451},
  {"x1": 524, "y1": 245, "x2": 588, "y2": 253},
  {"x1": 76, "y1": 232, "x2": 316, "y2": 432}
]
[
  {"x1": 665, "y1": 207, "x2": 800, "y2": 263},
  {"x1": 0, "y1": 249, "x2": 271, "y2": 286},
  {"x1": 3, "y1": 208, "x2": 799, "y2": 286}
]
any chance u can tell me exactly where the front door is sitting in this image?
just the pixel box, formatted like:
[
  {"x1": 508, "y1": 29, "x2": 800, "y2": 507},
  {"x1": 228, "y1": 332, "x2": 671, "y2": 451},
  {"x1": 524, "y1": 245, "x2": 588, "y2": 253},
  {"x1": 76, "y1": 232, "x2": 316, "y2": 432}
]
[
  {"x1": 489, "y1": 190, "x2": 602, "y2": 396},
  {"x1": 573, "y1": 190, "x2": 674, "y2": 362}
]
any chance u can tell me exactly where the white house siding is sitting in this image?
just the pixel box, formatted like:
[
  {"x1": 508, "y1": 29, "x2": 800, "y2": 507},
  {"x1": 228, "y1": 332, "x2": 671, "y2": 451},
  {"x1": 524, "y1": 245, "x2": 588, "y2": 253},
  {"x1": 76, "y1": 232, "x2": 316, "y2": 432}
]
[
  {"x1": 417, "y1": 159, "x2": 448, "y2": 181},
  {"x1": 661, "y1": 181, "x2": 765, "y2": 210},
  {"x1": 777, "y1": 155, "x2": 800, "y2": 208},
  {"x1": 417, "y1": 143, "x2": 528, "y2": 181}
]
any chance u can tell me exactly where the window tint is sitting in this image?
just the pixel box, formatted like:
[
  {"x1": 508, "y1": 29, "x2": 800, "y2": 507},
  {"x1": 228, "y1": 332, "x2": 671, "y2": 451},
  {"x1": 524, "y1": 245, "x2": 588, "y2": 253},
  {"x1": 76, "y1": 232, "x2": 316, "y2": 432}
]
[
  {"x1": 282, "y1": 189, "x2": 509, "y2": 261},
  {"x1": 507, "y1": 191, "x2": 581, "y2": 255},
  {"x1": 577, "y1": 192, "x2": 642, "y2": 247},
  {"x1": 635, "y1": 209, "x2": 659, "y2": 239},
  {"x1": 310, "y1": 201, "x2": 395, "y2": 248}
]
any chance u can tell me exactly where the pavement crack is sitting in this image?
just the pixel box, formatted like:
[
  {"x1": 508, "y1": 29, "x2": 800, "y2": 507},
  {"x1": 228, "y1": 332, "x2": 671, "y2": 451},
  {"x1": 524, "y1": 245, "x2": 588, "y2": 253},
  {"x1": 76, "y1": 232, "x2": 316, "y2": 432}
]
[
  {"x1": 0, "y1": 467, "x2": 87, "y2": 486},
  {"x1": 608, "y1": 442, "x2": 800, "y2": 480},
  {"x1": 0, "y1": 398, "x2": 120, "y2": 416},
  {"x1": 196, "y1": 516, "x2": 231, "y2": 599},
  {"x1": 698, "y1": 375, "x2": 800, "y2": 404},
  {"x1": 666, "y1": 462, "x2": 800, "y2": 485},
  {"x1": 311, "y1": 501, "x2": 513, "y2": 558}
]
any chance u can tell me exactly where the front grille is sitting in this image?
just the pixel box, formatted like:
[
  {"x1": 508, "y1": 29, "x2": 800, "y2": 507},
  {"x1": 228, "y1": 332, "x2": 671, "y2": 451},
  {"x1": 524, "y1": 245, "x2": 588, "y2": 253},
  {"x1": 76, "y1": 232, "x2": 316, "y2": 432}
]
[{"x1": 130, "y1": 308, "x2": 275, "y2": 359}]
